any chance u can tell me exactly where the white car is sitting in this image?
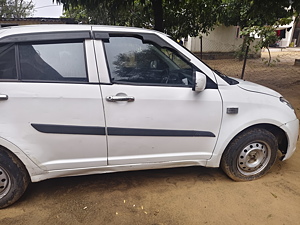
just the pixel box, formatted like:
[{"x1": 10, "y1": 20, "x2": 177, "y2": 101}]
[{"x1": 0, "y1": 25, "x2": 298, "y2": 208}]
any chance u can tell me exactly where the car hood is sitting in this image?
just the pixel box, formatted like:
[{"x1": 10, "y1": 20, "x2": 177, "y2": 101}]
[{"x1": 235, "y1": 78, "x2": 281, "y2": 97}]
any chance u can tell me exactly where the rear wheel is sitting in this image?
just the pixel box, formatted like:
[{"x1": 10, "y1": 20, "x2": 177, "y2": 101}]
[
  {"x1": 221, "y1": 128, "x2": 278, "y2": 181},
  {"x1": 0, "y1": 148, "x2": 30, "y2": 208}
]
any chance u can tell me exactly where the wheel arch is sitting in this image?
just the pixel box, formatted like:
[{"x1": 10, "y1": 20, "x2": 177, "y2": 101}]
[
  {"x1": 207, "y1": 123, "x2": 288, "y2": 168},
  {"x1": 0, "y1": 145, "x2": 31, "y2": 182},
  {"x1": 221, "y1": 123, "x2": 288, "y2": 163},
  {"x1": 0, "y1": 138, "x2": 46, "y2": 182},
  {"x1": 234, "y1": 124, "x2": 287, "y2": 156},
  {"x1": 220, "y1": 127, "x2": 279, "y2": 181}
]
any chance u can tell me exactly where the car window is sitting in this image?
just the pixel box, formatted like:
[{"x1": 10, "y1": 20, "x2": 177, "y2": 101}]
[
  {"x1": 104, "y1": 36, "x2": 193, "y2": 86},
  {"x1": 0, "y1": 44, "x2": 17, "y2": 80},
  {"x1": 19, "y1": 42, "x2": 88, "y2": 82}
]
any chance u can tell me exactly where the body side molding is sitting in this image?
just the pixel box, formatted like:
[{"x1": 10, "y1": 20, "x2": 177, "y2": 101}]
[{"x1": 31, "y1": 124, "x2": 215, "y2": 137}]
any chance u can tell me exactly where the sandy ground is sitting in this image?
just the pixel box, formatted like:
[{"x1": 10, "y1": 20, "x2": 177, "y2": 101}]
[{"x1": 0, "y1": 50, "x2": 299, "y2": 225}]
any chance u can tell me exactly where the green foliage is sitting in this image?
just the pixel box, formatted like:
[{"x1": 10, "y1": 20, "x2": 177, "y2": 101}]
[
  {"x1": 58, "y1": 0, "x2": 221, "y2": 39},
  {"x1": 163, "y1": 0, "x2": 222, "y2": 38},
  {"x1": 220, "y1": 0, "x2": 298, "y2": 63},
  {"x1": 219, "y1": 0, "x2": 296, "y2": 29},
  {"x1": 261, "y1": 57, "x2": 280, "y2": 67},
  {"x1": 0, "y1": 0, "x2": 34, "y2": 18},
  {"x1": 62, "y1": 5, "x2": 90, "y2": 23},
  {"x1": 57, "y1": 0, "x2": 300, "y2": 40},
  {"x1": 253, "y1": 26, "x2": 279, "y2": 50},
  {"x1": 61, "y1": 1, "x2": 151, "y2": 28},
  {"x1": 62, "y1": 2, "x2": 149, "y2": 27},
  {"x1": 240, "y1": 25, "x2": 281, "y2": 66}
]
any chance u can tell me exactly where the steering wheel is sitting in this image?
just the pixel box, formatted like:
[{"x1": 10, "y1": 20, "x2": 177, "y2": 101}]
[{"x1": 160, "y1": 68, "x2": 170, "y2": 83}]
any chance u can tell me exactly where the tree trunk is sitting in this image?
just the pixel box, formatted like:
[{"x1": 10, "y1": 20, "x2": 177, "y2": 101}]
[
  {"x1": 267, "y1": 47, "x2": 271, "y2": 66},
  {"x1": 239, "y1": 38, "x2": 247, "y2": 61},
  {"x1": 151, "y1": 0, "x2": 163, "y2": 32}
]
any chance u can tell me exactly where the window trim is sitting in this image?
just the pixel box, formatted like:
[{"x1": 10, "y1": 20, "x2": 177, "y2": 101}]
[
  {"x1": 111, "y1": 80, "x2": 193, "y2": 88},
  {"x1": 15, "y1": 42, "x2": 20, "y2": 80},
  {"x1": 0, "y1": 31, "x2": 92, "y2": 43},
  {"x1": 94, "y1": 32, "x2": 174, "y2": 49}
]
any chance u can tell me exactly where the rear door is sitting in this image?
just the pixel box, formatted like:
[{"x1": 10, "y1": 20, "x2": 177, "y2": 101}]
[{"x1": 0, "y1": 33, "x2": 107, "y2": 170}]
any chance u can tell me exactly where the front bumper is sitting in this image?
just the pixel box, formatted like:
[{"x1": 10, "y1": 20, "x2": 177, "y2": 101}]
[{"x1": 281, "y1": 118, "x2": 299, "y2": 160}]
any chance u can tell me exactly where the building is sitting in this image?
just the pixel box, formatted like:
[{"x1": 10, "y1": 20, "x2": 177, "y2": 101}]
[
  {"x1": 0, "y1": 17, "x2": 75, "y2": 27},
  {"x1": 275, "y1": 18, "x2": 300, "y2": 47},
  {"x1": 291, "y1": 19, "x2": 300, "y2": 47},
  {"x1": 184, "y1": 25, "x2": 261, "y2": 59}
]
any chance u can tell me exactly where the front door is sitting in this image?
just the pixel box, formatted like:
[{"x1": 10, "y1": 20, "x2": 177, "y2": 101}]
[{"x1": 99, "y1": 36, "x2": 222, "y2": 165}]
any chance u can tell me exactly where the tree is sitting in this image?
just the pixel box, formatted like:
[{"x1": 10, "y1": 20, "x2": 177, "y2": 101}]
[
  {"x1": 62, "y1": 2, "x2": 150, "y2": 28},
  {"x1": 219, "y1": 0, "x2": 297, "y2": 29},
  {"x1": 0, "y1": 0, "x2": 34, "y2": 18},
  {"x1": 240, "y1": 25, "x2": 280, "y2": 66},
  {"x1": 57, "y1": 0, "x2": 166, "y2": 31},
  {"x1": 56, "y1": 0, "x2": 221, "y2": 39},
  {"x1": 56, "y1": 0, "x2": 300, "y2": 41},
  {"x1": 218, "y1": 0, "x2": 298, "y2": 61},
  {"x1": 163, "y1": 0, "x2": 222, "y2": 38}
]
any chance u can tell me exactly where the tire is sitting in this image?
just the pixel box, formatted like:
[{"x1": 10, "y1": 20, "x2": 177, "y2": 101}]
[
  {"x1": 0, "y1": 147, "x2": 30, "y2": 208},
  {"x1": 221, "y1": 128, "x2": 278, "y2": 181}
]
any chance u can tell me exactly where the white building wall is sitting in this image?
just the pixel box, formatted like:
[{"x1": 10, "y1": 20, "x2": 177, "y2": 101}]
[
  {"x1": 185, "y1": 25, "x2": 260, "y2": 53},
  {"x1": 277, "y1": 20, "x2": 296, "y2": 47}
]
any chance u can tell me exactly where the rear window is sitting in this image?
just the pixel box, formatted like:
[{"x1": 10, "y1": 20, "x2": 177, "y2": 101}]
[
  {"x1": 0, "y1": 44, "x2": 17, "y2": 79},
  {"x1": 19, "y1": 42, "x2": 88, "y2": 82}
]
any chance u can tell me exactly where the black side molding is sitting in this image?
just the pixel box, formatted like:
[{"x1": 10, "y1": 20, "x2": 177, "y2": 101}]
[
  {"x1": 31, "y1": 124, "x2": 105, "y2": 135},
  {"x1": 108, "y1": 127, "x2": 215, "y2": 137},
  {"x1": 31, "y1": 124, "x2": 215, "y2": 137}
]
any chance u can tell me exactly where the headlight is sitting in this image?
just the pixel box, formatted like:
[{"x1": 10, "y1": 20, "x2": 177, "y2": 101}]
[{"x1": 280, "y1": 97, "x2": 294, "y2": 110}]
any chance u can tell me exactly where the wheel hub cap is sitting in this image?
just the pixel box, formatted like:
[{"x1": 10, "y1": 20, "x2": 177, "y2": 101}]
[
  {"x1": 238, "y1": 142, "x2": 270, "y2": 175},
  {"x1": 0, "y1": 166, "x2": 10, "y2": 198}
]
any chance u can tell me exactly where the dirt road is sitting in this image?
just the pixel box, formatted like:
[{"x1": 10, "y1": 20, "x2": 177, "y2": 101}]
[{"x1": 1, "y1": 50, "x2": 299, "y2": 225}]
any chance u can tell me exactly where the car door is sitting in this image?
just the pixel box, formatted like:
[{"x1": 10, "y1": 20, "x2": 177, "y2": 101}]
[
  {"x1": 0, "y1": 35, "x2": 107, "y2": 171},
  {"x1": 96, "y1": 34, "x2": 222, "y2": 165}
]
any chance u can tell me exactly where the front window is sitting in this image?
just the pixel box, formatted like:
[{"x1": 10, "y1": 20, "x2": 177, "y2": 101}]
[{"x1": 104, "y1": 36, "x2": 193, "y2": 86}]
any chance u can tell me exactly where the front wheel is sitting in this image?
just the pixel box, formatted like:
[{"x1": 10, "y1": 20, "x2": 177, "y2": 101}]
[
  {"x1": 221, "y1": 128, "x2": 278, "y2": 181},
  {"x1": 0, "y1": 147, "x2": 30, "y2": 208}
]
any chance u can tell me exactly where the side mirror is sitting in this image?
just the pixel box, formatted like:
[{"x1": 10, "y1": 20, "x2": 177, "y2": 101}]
[{"x1": 193, "y1": 71, "x2": 206, "y2": 92}]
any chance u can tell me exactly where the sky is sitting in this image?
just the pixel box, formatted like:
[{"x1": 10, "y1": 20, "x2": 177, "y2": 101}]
[{"x1": 32, "y1": 0, "x2": 64, "y2": 18}]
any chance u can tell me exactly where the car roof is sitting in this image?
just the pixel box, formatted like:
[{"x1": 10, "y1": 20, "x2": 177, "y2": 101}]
[{"x1": 0, "y1": 24, "x2": 165, "y2": 39}]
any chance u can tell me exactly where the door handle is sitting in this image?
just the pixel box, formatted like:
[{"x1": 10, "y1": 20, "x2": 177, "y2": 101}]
[
  {"x1": 106, "y1": 95, "x2": 135, "y2": 102},
  {"x1": 0, "y1": 94, "x2": 8, "y2": 100}
]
